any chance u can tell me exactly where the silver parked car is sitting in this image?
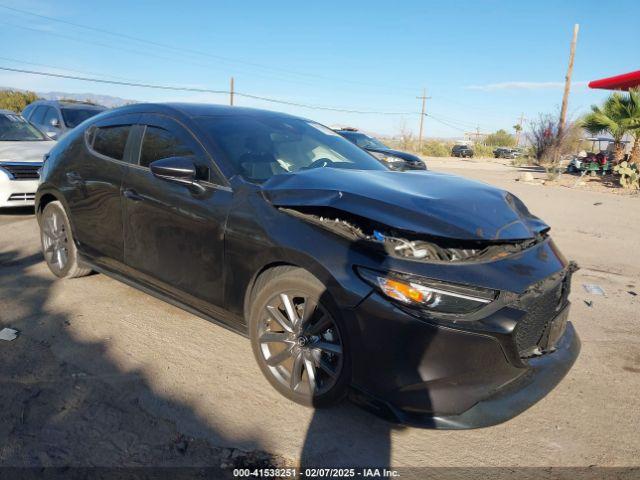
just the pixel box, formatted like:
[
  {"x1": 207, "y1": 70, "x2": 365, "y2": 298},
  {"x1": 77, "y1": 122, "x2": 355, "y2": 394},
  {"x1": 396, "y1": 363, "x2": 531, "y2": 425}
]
[
  {"x1": 0, "y1": 110, "x2": 55, "y2": 208},
  {"x1": 22, "y1": 100, "x2": 106, "y2": 140}
]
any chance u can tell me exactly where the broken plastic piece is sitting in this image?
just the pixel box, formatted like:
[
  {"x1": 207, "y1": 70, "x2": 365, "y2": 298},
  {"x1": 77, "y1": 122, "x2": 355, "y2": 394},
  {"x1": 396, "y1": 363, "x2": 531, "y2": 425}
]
[
  {"x1": 0, "y1": 327, "x2": 19, "y2": 341},
  {"x1": 280, "y1": 206, "x2": 546, "y2": 263},
  {"x1": 583, "y1": 284, "x2": 605, "y2": 296}
]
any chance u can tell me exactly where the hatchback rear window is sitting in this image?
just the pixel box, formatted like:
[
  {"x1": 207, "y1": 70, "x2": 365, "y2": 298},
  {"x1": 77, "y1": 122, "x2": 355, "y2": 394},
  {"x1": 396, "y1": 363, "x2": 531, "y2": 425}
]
[
  {"x1": 92, "y1": 125, "x2": 131, "y2": 160},
  {"x1": 62, "y1": 108, "x2": 104, "y2": 128}
]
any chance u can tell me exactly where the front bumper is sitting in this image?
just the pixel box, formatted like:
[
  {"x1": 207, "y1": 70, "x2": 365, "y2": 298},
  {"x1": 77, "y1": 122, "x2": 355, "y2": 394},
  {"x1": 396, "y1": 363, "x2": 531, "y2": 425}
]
[
  {"x1": 347, "y1": 291, "x2": 580, "y2": 429},
  {"x1": 0, "y1": 179, "x2": 39, "y2": 208}
]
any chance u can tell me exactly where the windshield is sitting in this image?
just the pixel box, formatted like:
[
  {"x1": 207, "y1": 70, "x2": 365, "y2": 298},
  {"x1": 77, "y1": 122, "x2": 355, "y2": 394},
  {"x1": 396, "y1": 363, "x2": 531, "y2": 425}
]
[
  {"x1": 341, "y1": 131, "x2": 388, "y2": 150},
  {"x1": 61, "y1": 108, "x2": 104, "y2": 128},
  {"x1": 196, "y1": 115, "x2": 388, "y2": 182},
  {"x1": 0, "y1": 114, "x2": 47, "y2": 141}
]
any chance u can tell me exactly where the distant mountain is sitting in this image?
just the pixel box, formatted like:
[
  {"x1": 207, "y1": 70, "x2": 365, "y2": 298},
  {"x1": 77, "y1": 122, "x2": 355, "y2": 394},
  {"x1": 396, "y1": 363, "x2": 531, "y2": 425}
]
[
  {"x1": 34, "y1": 91, "x2": 136, "y2": 108},
  {"x1": 0, "y1": 86, "x2": 136, "y2": 108}
]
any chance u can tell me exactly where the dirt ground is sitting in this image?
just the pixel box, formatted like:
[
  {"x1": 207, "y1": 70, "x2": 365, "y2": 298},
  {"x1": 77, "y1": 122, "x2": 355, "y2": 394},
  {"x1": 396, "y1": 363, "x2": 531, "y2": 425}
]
[{"x1": 1, "y1": 158, "x2": 639, "y2": 475}]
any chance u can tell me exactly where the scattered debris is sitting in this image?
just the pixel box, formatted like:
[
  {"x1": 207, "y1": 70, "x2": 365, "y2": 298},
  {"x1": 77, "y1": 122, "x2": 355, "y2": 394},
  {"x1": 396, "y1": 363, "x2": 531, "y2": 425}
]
[
  {"x1": 0, "y1": 327, "x2": 19, "y2": 341},
  {"x1": 628, "y1": 291, "x2": 637, "y2": 297},
  {"x1": 593, "y1": 202, "x2": 603, "y2": 206},
  {"x1": 584, "y1": 300, "x2": 593, "y2": 307},
  {"x1": 583, "y1": 284, "x2": 605, "y2": 296}
]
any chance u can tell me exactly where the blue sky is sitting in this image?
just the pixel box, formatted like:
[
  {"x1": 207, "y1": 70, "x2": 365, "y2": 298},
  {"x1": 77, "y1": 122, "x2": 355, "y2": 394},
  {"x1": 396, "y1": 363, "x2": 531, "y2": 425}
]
[{"x1": 0, "y1": 0, "x2": 638, "y2": 137}]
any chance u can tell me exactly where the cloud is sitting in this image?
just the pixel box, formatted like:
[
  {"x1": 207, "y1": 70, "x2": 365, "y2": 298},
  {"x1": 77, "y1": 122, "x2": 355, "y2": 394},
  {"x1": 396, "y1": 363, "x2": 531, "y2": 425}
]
[{"x1": 465, "y1": 81, "x2": 588, "y2": 91}]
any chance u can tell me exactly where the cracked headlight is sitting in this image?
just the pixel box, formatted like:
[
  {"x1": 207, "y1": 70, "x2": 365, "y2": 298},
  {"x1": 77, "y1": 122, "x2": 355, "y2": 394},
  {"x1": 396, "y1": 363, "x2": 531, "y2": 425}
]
[{"x1": 357, "y1": 267, "x2": 496, "y2": 314}]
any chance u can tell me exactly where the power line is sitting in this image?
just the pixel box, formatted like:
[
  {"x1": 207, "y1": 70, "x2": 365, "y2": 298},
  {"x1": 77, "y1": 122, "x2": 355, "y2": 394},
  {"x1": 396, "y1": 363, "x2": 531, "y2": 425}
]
[
  {"x1": 0, "y1": 55, "x2": 142, "y2": 83},
  {"x1": 0, "y1": 3, "x2": 419, "y2": 93},
  {"x1": 0, "y1": 65, "x2": 422, "y2": 116},
  {"x1": 425, "y1": 114, "x2": 469, "y2": 133},
  {"x1": 1, "y1": 20, "x2": 417, "y2": 95}
]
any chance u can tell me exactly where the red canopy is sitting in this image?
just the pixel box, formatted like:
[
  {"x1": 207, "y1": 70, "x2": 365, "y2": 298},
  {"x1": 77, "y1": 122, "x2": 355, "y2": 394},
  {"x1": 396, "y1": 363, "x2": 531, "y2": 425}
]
[{"x1": 589, "y1": 70, "x2": 640, "y2": 91}]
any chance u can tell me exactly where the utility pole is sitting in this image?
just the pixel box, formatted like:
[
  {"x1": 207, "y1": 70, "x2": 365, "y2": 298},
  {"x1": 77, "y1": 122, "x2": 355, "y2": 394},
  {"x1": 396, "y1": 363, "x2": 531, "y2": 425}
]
[
  {"x1": 230, "y1": 77, "x2": 235, "y2": 106},
  {"x1": 416, "y1": 88, "x2": 431, "y2": 150},
  {"x1": 558, "y1": 24, "x2": 579, "y2": 138}
]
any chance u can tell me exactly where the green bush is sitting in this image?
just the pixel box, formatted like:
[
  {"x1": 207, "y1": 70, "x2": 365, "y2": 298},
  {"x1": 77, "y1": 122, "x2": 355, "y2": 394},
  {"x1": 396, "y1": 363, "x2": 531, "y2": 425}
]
[
  {"x1": 473, "y1": 144, "x2": 494, "y2": 158},
  {"x1": 420, "y1": 141, "x2": 452, "y2": 157},
  {"x1": 0, "y1": 90, "x2": 39, "y2": 113},
  {"x1": 485, "y1": 129, "x2": 516, "y2": 147},
  {"x1": 614, "y1": 161, "x2": 640, "y2": 189}
]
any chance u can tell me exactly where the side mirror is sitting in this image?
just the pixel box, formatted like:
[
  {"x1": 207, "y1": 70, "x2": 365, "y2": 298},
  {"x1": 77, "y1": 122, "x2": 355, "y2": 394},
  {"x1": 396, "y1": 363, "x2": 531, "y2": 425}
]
[
  {"x1": 50, "y1": 118, "x2": 60, "y2": 128},
  {"x1": 149, "y1": 156, "x2": 203, "y2": 192}
]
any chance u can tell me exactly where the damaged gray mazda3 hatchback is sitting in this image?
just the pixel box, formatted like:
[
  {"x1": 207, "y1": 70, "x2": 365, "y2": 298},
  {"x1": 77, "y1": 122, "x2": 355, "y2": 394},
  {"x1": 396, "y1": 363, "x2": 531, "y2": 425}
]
[{"x1": 36, "y1": 103, "x2": 580, "y2": 429}]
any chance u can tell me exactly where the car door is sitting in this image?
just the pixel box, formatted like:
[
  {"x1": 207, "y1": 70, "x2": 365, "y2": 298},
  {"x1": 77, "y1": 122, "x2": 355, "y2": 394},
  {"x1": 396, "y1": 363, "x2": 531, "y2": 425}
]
[
  {"x1": 122, "y1": 114, "x2": 232, "y2": 313},
  {"x1": 64, "y1": 113, "x2": 140, "y2": 269}
]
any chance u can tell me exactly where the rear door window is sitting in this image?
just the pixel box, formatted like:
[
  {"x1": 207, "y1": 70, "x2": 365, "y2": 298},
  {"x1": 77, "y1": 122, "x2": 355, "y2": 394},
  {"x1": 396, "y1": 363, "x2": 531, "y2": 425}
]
[{"x1": 92, "y1": 125, "x2": 131, "y2": 161}]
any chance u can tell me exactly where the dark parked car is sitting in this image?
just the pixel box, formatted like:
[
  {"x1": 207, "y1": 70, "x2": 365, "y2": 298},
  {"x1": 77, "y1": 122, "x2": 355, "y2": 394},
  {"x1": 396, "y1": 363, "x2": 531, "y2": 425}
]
[
  {"x1": 23, "y1": 100, "x2": 106, "y2": 140},
  {"x1": 494, "y1": 147, "x2": 522, "y2": 159},
  {"x1": 334, "y1": 128, "x2": 425, "y2": 171},
  {"x1": 451, "y1": 144, "x2": 474, "y2": 158},
  {"x1": 36, "y1": 103, "x2": 579, "y2": 428}
]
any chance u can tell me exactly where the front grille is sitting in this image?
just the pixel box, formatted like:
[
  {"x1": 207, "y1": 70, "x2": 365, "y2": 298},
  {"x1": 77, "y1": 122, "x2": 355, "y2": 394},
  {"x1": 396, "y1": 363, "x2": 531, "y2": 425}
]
[
  {"x1": 0, "y1": 163, "x2": 42, "y2": 180},
  {"x1": 7, "y1": 193, "x2": 36, "y2": 202},
  {"x1": 513, "y1": 270, "x2": 571, "y2": 357}
]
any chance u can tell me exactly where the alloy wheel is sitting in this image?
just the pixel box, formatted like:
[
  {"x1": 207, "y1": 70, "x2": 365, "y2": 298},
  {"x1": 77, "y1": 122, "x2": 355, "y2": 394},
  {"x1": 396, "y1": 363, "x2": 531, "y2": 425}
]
[
  {"x1": 258, "y1": 292, "x2": 343, "y2": 398},
  {"x1": 41, "y1": 209, "x2": 69, "y2": 271}
]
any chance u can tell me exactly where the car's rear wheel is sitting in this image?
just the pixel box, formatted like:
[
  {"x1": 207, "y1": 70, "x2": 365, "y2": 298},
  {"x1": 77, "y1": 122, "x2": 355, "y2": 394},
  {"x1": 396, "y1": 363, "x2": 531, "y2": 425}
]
[
  {"x1": 249, "y1": 267, "x2": 350, "y2": 407},
  {"x1": 40, "y1": 201, "x2": 91, "y2": 278}
]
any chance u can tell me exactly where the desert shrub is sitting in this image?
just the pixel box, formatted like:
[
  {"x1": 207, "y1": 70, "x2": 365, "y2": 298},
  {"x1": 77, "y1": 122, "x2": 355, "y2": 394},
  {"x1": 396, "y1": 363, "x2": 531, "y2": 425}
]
[
  {"x1": 420, "y1": 141, "x2": 451, "y2": 157},
  {"x1": 0, "y1": 90, "x2": 39, "y2": 113},
  {"x1": 528, "y1": 113, "x2": 581, "y2": 179},
  {"x1": 473, "y1": 144, "x2": 494, "y2": 158},
  {"x1": 485, "y1": 129, "x2": 516, "y2": 147},
  {"x1": 613, "y1": 161, "x2": 640, "y2": 189}
]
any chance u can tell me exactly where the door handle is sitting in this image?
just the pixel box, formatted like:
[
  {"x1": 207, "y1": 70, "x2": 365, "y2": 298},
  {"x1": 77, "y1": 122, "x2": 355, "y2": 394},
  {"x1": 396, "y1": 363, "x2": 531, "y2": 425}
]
[
  {"x1": 66, "y1": 171, "x2": 83, "y2": 185},
  {"x1": 123, "y1": 188, "x2": 144, "y2": 202}
]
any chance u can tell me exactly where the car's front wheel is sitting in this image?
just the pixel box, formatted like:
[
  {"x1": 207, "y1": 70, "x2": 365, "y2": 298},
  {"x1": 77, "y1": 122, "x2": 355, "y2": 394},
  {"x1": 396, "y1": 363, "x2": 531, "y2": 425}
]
[
  {"x1": 249, "y1": 266, "x2": 350, "y2": 407},
  {"x1": 39, "y1": 201, "x2": 91, "y2": 278}
]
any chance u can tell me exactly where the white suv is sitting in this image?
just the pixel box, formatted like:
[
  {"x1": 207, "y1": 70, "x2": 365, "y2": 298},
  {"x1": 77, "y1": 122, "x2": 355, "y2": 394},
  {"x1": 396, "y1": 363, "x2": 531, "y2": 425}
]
[{"x1": 0, "y1": 110, "x2": 55, "y2": 208}]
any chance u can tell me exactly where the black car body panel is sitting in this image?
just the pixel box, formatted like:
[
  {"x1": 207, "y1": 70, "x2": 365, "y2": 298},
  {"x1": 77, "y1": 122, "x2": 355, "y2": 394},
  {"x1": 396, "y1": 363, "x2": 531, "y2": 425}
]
[
  {"x1": 36, "y1": 103, "x2": 579, "y2": 428},
  {"x1": 263, "y1": 168, "x2": 549, "y2": 241}
]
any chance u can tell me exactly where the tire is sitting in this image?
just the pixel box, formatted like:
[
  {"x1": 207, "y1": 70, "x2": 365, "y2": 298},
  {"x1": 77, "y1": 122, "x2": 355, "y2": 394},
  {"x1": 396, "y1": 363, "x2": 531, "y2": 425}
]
[
  {"x1": 249, "y1": 266, "x2": 350, "y2": 407},
  {"x1": 39, "y1": 201, "x2": 92, "y2": 279}
]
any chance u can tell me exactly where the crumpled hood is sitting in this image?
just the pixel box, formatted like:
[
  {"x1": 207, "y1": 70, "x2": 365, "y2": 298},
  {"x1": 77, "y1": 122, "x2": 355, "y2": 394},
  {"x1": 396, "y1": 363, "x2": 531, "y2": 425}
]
[
  {"x1": 262, "y1": 168, "x2": 549, "y2": 241},
  {"x1": 0, "y1": 141, "x2": 54, "y2": 163}
]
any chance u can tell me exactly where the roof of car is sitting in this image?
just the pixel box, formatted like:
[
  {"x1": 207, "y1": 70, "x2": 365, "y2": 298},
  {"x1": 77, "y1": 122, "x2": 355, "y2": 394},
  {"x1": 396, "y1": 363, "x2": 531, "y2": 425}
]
[
  {"x1": 105, "y1": 102, "x2": 303, "y2": 120},
  {"x1": 0, "y1": 109, "x2": 19, "y2": 115},
  {"x1": 29, "y1": 99, "x2": 106, "y2": 109}
]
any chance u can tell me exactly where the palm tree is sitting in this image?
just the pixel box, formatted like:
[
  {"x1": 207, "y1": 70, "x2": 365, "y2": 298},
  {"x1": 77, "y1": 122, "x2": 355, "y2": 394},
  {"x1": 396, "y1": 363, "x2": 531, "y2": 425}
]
[
  {"x1": 622, "y1": 89, "x2": 640, "y2": 165},
  {"x1": 513, "y1": 123, "x2": 523, "y2": 146},
  {"x1": 581, "y1": 92, "x2": 633, "y2": 163}
]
